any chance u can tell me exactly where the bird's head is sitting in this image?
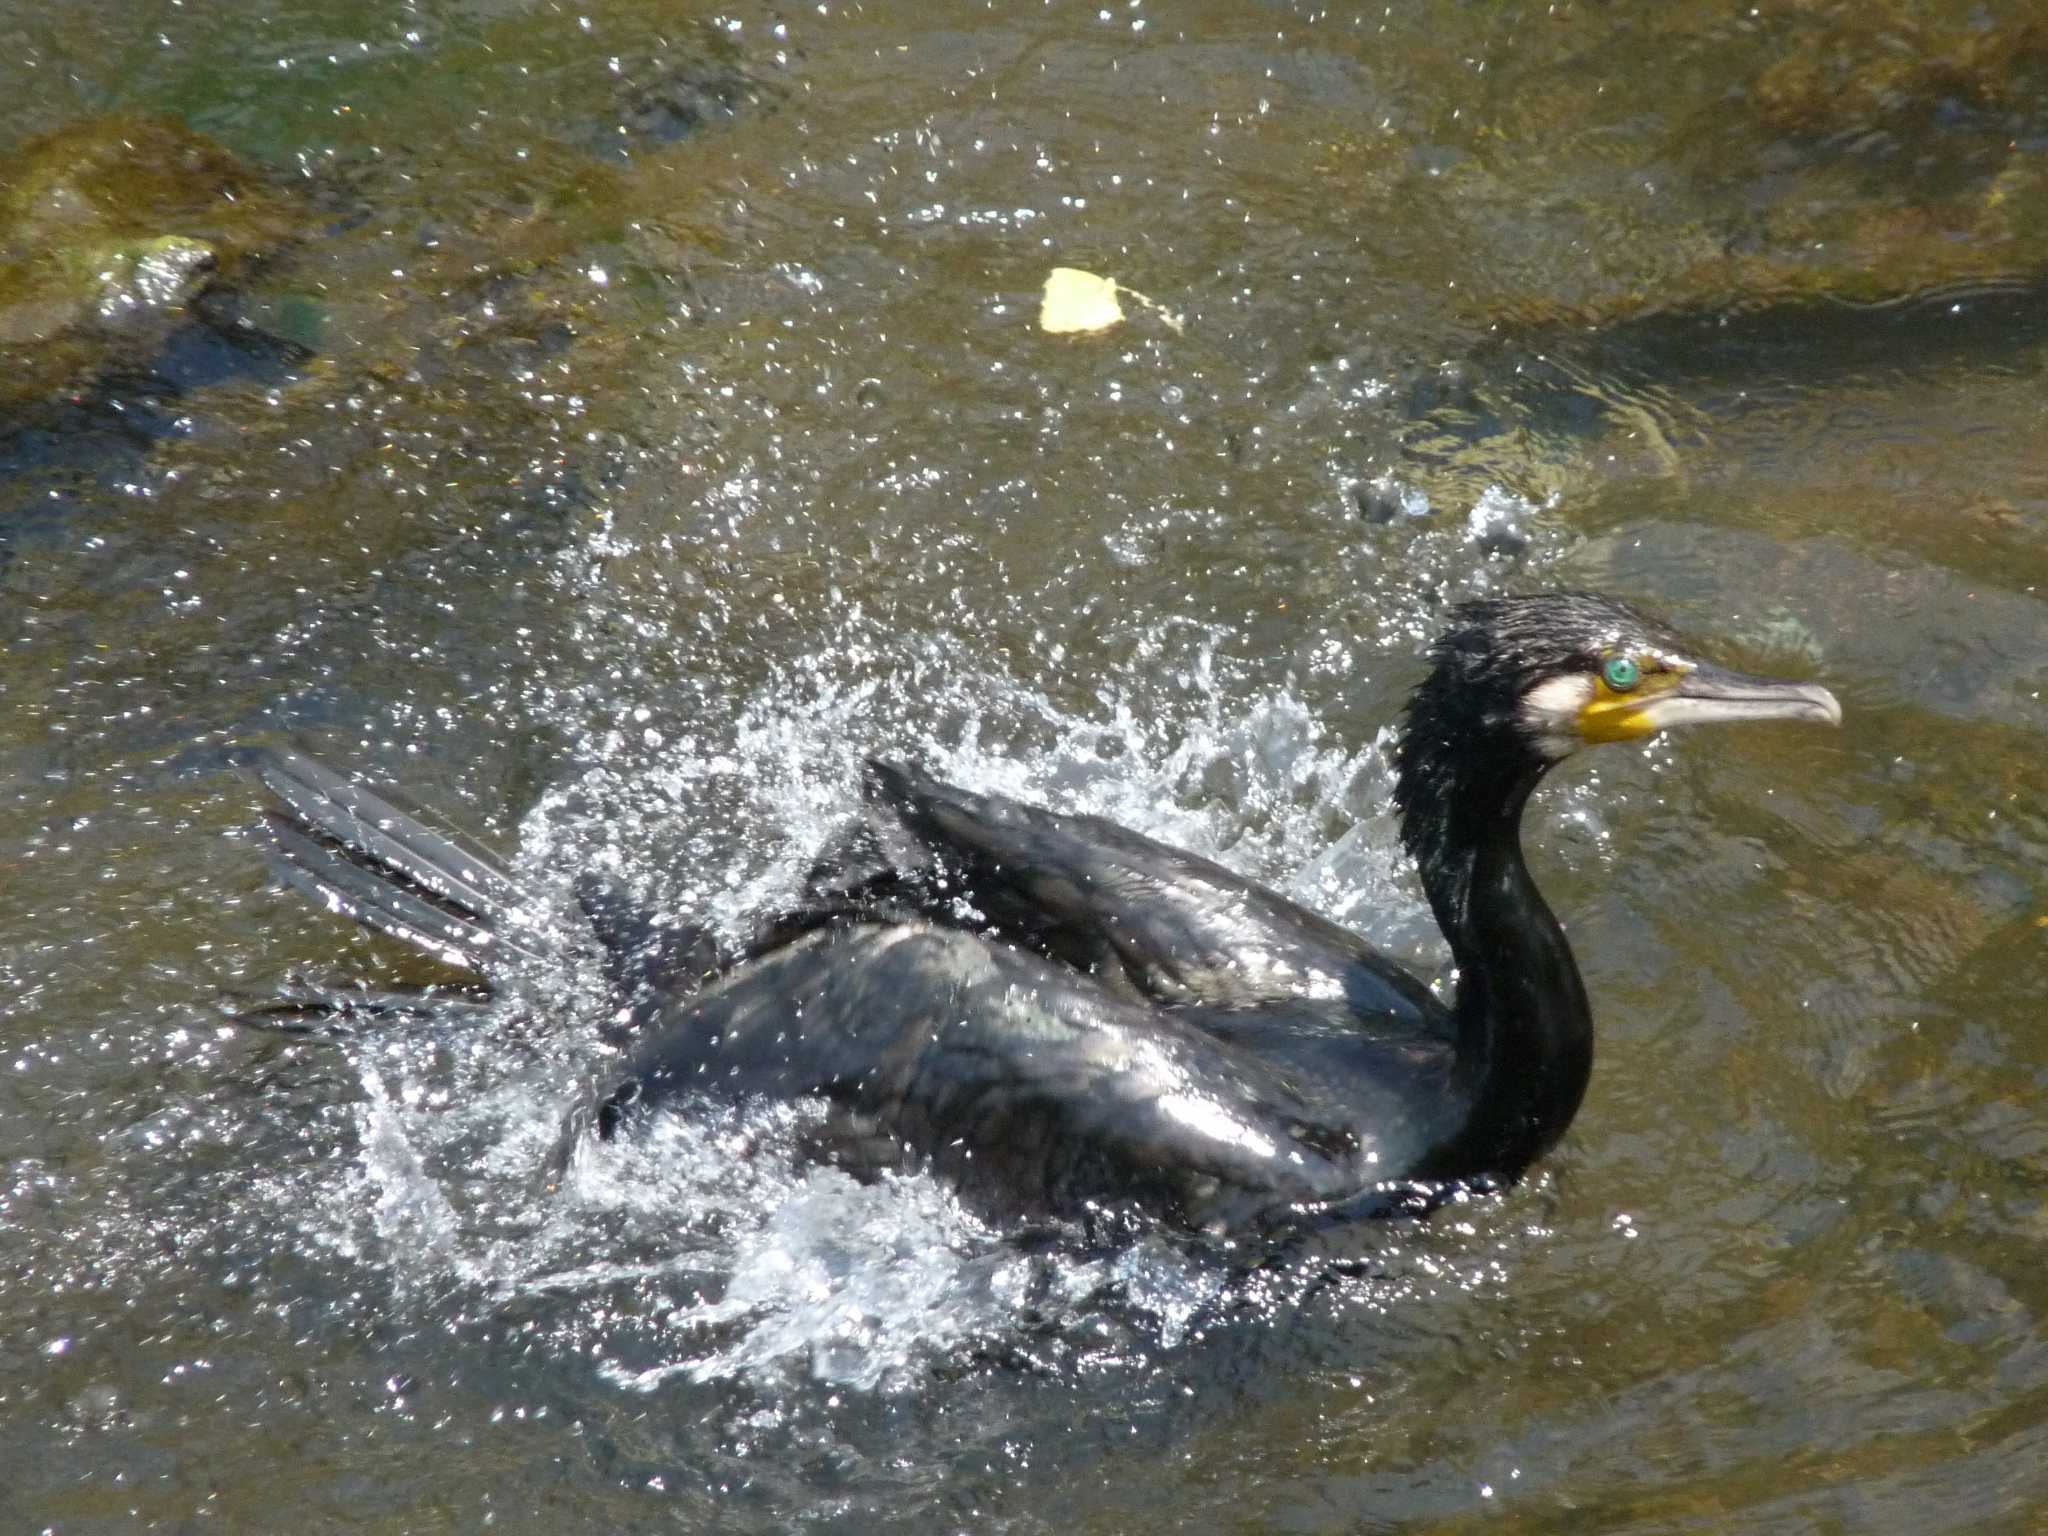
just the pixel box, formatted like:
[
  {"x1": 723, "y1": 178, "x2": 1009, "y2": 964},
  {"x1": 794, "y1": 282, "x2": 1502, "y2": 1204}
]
[{"x1": 1395, "y1": 593, "x2": 1841, "y2": 858}]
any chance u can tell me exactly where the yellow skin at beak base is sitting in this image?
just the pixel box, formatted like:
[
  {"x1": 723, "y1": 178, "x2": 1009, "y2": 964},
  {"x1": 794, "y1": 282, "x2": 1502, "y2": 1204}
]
[{"x1": 1577, "y1": 669, "x2": 1685, "y2": 744}]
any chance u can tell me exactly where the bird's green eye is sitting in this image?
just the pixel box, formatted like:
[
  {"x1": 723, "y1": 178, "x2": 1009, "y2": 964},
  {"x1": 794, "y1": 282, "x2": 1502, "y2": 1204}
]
[{"x1": 1602, "y1": 655, "x2": 1642, "y2": 692}]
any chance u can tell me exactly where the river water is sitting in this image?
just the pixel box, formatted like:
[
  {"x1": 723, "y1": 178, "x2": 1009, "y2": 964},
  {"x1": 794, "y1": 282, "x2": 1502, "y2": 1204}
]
[{"x1": 4, "y1": 2, "x2": 2046, "y2": 1531}]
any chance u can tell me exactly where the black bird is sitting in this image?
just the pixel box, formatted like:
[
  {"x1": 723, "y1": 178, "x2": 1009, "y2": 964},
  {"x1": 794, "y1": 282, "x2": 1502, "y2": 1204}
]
[{"x1": 240, "y1": 593, "x2": 1840, "y2": 1235}]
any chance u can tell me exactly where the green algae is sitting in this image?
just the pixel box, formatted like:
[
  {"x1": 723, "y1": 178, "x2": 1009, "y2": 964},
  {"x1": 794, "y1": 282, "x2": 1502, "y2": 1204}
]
[{"x1": 0, "y1": 113, "x2": 305, "y2": 403}]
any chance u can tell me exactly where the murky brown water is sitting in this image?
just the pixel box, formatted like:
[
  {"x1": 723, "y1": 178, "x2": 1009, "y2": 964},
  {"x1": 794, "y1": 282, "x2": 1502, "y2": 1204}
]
[{"x1": 4, "y1": 2, "x2": 2046, "y2": 1531}]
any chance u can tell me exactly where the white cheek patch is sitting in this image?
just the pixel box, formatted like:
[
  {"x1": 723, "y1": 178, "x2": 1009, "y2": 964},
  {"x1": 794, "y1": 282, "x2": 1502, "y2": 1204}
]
[{"x1": 1519, "y1": 672, "x2": 1595, "y2": 759}]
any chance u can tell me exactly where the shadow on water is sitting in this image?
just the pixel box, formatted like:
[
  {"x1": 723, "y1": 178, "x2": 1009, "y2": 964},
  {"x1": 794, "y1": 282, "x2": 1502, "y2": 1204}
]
[
  {"x1": 0, "y1": 309, "x2": 307, "y2": 542},
  {"x1": 1392, "y1": 275, "x2": 2048, "y2": 520}
]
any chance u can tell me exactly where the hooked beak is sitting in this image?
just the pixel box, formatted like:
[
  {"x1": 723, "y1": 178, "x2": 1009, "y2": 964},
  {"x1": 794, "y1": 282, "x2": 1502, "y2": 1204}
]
[{"x1": 1638, "y1": 661, "x2": 1842, "y2": 733}]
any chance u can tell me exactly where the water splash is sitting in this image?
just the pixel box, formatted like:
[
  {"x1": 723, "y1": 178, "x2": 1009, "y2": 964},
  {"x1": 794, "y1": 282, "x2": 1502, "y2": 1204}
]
[{"x1": 277, "y1": 586, "x2": 1454, "y2": 1394}]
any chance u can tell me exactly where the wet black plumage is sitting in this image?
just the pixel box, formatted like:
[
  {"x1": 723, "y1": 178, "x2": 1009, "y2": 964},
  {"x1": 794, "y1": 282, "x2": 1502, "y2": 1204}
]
[{"x1": 238, "y1": 592, "x2": 1839, "y2": 1235}]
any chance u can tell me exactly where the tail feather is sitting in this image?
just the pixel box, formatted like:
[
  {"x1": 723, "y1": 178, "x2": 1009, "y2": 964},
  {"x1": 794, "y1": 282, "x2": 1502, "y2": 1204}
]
[
  {"x1": 249, "y1": 748, "x2": 524, "y2": 920},
  {"x1": 242, "y1": 746, "x2": 543, "y2": 977},
  {"x1": 258, "y1": 809, "x2": 513, "y2": 967}
]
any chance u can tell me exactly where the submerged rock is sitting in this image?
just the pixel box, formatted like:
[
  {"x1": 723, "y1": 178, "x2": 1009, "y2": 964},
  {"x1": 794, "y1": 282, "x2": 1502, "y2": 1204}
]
[
  {"x1": 0, "y1": 113, "x2": 306, "y2": 405},
  {"x1": 586, "y1": 25, "x2": 789, "y2": 158},
  {"x1": 1752, "y1": 8, "x2": 2048, "y2": 141},
  {"x1": 1478, "y1": 4, "x2": 2048, "y2": 330}
]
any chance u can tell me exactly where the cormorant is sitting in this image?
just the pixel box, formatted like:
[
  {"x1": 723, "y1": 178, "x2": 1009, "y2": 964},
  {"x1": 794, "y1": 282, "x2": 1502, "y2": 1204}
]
[{"x1": 240, "y1": 593, "x2": 1840, "y2": 1235}]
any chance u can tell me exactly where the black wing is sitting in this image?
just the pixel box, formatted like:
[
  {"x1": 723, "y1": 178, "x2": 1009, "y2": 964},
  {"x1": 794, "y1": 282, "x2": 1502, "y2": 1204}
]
[
  {"x1": 810, "y1": 760, "x2": 1445, "y2": 1037},
  {"x1": 600, "y1": 922, "x2": 1453, "y2": 1233}
]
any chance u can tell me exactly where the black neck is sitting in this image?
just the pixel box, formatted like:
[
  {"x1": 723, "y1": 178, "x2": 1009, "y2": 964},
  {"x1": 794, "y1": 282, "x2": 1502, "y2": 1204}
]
[{"x1": 1399, "y1": 746, "x2": 1593, "y2": 1182}]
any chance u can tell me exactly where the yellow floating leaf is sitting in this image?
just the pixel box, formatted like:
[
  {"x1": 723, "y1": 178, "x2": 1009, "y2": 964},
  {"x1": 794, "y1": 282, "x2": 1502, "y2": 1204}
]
[{"x1": 1039, "y1": 267, "x2": 1124, "y2": 334}]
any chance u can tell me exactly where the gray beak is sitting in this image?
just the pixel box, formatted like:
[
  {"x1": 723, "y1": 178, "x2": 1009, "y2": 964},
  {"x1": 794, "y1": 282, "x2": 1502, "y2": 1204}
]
[{"x1": 1647, "y1": 661, "x2": 1843, "y2": 732}]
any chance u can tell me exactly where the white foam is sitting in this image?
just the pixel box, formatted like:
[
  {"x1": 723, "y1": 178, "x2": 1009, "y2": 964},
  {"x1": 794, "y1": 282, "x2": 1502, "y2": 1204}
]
[{"x1": 286, "y1": 602, "x2": 1432, "y2": 1391}]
